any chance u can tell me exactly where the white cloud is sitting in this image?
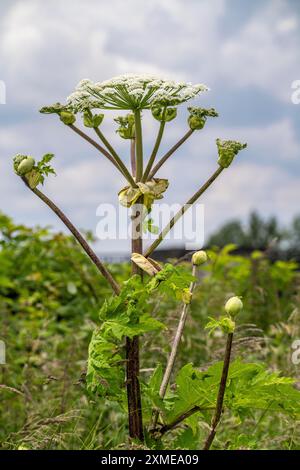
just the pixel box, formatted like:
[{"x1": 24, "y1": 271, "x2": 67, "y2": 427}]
[
  {"x1": 220, "y1": 1, "x2": 300, "y2": 102},
  {"x1": 0, "y1": 0, "x2": 299, "y2": 252}
]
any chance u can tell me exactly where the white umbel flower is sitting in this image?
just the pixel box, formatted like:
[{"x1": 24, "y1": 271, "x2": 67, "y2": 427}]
[{"x1": 66, "y1": 74, "x2": 208, "y2": 111}]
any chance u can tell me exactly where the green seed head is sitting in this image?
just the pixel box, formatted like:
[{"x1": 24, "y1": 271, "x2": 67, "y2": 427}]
[
  {"x1": 225, "y1": 296, "x2": 243, "y2": 317},
  {"x1": 192, "y1": 250, "x2": 208, "y2": 266},
  {"x1": 13, "y1": 155, "x2": 35, "y2": 176}
]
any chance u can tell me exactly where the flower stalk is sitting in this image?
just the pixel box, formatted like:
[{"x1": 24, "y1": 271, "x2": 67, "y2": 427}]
[
  {"x1": 145, "y1": 166, "x2": 224, "y2": 257},
  {"x1": 148, "y1": 129, "x2": 194, "y2": 179},
  {"x1": 142, "y1": 121, "x2": 165, "y2": 182},
  {"x1": 21, "y1": 178, "x2": 120, "y2": 295},
  {"x1": 134, "y1": 109, "x2": 143, "y2": 181}
]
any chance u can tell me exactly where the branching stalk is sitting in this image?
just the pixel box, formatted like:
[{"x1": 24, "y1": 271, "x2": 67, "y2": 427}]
[
  {"x1": 142, "y1": 121, "x2": 165, "y2": 182},
  {"x1": 93, "y1": 127, "x2": 137, "y2": 187},
  {"x1": 152, "y1": 264, "x2": 197, "y2": 429},
  {"x1": 202, "y1": 332, "x2": 234, "y2": 450},
  {"x1": 69, "y1": 125, "x2": 121, "y2": 171},
  {"x1": 22, "y1": 179, "x2": 120, "y2": 295},
  {"x1": 145, "y1": 166, "x2": 224, "y2": 257},
  {"x1": 148, "y1": 129, "x2": 194, "y2": 180}
]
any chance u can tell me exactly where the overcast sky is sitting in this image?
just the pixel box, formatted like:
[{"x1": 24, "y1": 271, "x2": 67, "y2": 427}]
[{"x1": 0, "y1": 0, "x2": 299, "y2": 254}]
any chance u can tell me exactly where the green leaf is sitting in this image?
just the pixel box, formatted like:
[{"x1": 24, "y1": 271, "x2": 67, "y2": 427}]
[{"x1": 165, "y1": 359, "x2": 300, "y2": 428}]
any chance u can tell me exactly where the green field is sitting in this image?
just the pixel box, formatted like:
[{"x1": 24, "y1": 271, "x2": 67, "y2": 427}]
[{"x1": 1, "y1": 213, "x2": 299, "y2": 450}]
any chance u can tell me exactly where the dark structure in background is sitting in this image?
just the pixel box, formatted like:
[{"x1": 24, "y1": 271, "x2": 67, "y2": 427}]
[{"x1": 152, "y1": 212, "x2": 300, "y2": 263}]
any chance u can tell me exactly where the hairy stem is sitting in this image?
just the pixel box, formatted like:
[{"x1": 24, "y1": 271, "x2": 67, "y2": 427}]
[
  {"x1": 142, "y1": 121, "x2": 165, "y2": 182},
  {"x1": 126, "y1": 200, "x2": 144, "y2": 440},
  {"x1": 148, "y1": 129, "x2": 194, "y2": 180},
  {"x1": 203, "y1": 332, "x2": 234, "y2": 450},
  {"x1": 93, "y1": 127, "x2": 137, "y2": 187},
  {"x1": 134, "y1": 110, "x2": 143, "y2": 181},
  {"x1": 145, "y1": 166, "x2": 224, "y2": 257},
  {"x1": 23, "y1": 179, "x2": 120, "y2": 295},
  {"x1": 152, "y1": 264, "x2": 197, "y2": 429}
]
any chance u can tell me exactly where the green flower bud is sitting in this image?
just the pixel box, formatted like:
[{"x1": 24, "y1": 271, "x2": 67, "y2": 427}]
[
  {"x1": 216, "y1": 139, "x2": 247, "y2": 168},
  {"x1": 225, "y1": 296, "x2": 243, "y2": 317},
  {"x1": 13, "y1": 155, "x2": 35, "y2": 176},
  {"x1": 114, "y1": 114, "x2": 135, "y2": 139},
  {"x1": 192, "y1": 250, "x2": 207, "y2": 266},
  {"x1": 59, "y1": 111, "x2": 76, "y2": 125},
  {"x1": 151, "y1": 106, "x2": 177, "y2": 122},
  {"x1": 83, "y1": 111, "x2": 104, "y2": 128},
  {"x1": 188, "y1": 107, "x2": 218, "y2": 130}
]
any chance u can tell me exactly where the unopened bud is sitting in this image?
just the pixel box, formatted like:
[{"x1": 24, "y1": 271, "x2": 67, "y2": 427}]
[
  {"x1": 188, "y1": 107, "x2": 218, "y2": 130},
  {"x1": 192, "y1": 250, "x2": 207, "y2": 266},
  {"x1": 60, "y1": 111, "x2": 76, "y2": 125},
  {"x1": 83, "y1": 111, "x2": 104, "y2": 128},
  {"x1": 115, "y1": 114, "x2": 135, "y2": 139},
  {"x1": 225, "y1": 296, "x2": 243, "y2": 317},
  {"x1": 151, "y1": 106, "x2": 177, "y2": 122},
  {"x1": 13, "y1": 155, "x2": 35, "y2": 176},
  {"x1": 216, "y1": 139, "x2": 247, "y2": 168}
]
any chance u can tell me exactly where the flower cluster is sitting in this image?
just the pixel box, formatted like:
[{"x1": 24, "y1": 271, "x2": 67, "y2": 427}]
[
  {"x1": 216, "y1": 139, "x2": 247, "y2": 168},
  {"x1": 66, "y1": 74, "x2": 208, "y2": 111},
  {"x1": 188, "y1": 107, "x2": 218, "y2": 130}
]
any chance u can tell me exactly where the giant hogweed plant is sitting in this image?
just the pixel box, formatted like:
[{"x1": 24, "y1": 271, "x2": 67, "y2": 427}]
[{"x1": 12, "y1": 74, "x2": 300, "y2": 449}]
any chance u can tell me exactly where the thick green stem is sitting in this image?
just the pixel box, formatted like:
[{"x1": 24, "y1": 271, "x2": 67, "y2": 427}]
[
  {"x1": 131, "y1": 138, "x2": 136, "y2": 178},
  {"x1": 134, "y1": 110, "x2": 143, "y2": 181},
  {"x1": 144, "y1": 166, "x2": 224, "y2": 257},
  {"x1": 142, "y1": 121, "x2": 165, "y2": 182},
  {"x1": 148, "y1": 129, "x2": 194, "y2": 180},
  {"x1": 93, "y1": 127, "x2": 137, "y2": 187}
]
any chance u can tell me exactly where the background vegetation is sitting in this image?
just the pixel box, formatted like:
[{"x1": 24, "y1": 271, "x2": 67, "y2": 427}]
[{"x1": 0, "y1": 212, "x2": 299, "y2": 450}]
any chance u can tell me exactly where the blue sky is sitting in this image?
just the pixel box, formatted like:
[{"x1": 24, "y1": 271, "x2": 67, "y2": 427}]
[{"x1": 0, "y1": 0, "x2": 299, "y2": 254}]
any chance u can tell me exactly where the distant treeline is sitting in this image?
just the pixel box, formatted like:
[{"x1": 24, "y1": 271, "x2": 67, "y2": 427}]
[{"x1": 153, "y1": 212, "x2": 300, "y2": 262}]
